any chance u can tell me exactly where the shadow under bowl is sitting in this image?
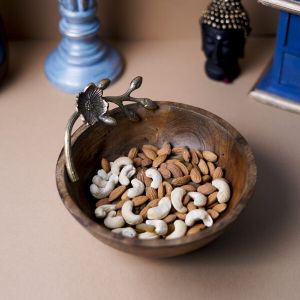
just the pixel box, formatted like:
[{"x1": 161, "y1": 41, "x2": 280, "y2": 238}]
[{"x1": 56, "y1": 101, "x2": 257, "y2": 258}]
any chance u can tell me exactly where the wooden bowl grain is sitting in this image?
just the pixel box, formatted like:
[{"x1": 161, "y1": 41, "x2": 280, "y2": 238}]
[{"x1": 56, "y1": 101, "x2": 257, "y2": 258}]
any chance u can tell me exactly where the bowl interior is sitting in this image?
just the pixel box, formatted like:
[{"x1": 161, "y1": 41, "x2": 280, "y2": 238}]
[{"x1": 56, "y1": 101, "x2": 256, "y2": 257}]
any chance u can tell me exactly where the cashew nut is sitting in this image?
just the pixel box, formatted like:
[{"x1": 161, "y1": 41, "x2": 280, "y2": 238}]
[
  {"x1": 92, "y1": 175, "x2": 107, "y2": 188},
  {"x1": 185, "y1": 209, "x2": 213, "y2": 227},
  {"x1": 145, "y1": 168, "x2": 162, "y2": 189},
  {"x1": 111, "y1": 157, "x2": 133, "y2": 175},
  {"x1": 127, "y1": 178, "x2": 145, "y2": 198},
  {"x1": 121, "y1": 200, "x2": 143, "y2": 225},
  {"x1": 188, "y1": 192, "x2": 207, "y2": 207},
  {"x1": 146, "y1": 220, "x2": 168, "y2": 235},
  {"x1": 212, "y1": 178, "x2": 231, "y2": 203},
  {"x1": 119, "y1": 164, "x2": 136, "y2": 186},
  {"x1": 138, "y1": 231, "x2": 159, "y2": 240},
  {"x1": 112, "y1": 227, "x2": 137, "y2": 238},
  {"x1": 171, "y1": 187, "x2": 187, "y2": 213},
  {"x1": 147, "y1": 197, "x2": 172, "y2": 220},
  {"x1": 166, "y1": 220, "x2": 187, "y2": 240},
  {"x1": 90, "y1": 174, "x2": 119, "y2": 199},
  {"x1": 95, "y1": 204, "x2": 116, "y2": 218},
  {"x1": 104, "y1": 210, "x2": 125, "y2": 229},
  {"x1": 97, "y1": 169, "x2": 110, "y2": 180}
]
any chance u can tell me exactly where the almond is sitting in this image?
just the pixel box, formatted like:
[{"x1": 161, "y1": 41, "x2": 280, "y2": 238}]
[
  {"x1": 203, "y1": 150, "x2": 218, "y2": 162},
  {"x1": 191, "y1": 149, "x2": 199, "y2": 165},
  {"x1": 158, "y1": 182, "x2": 165, "y2": 198},
  {"x1": 207, "y1": 209, "x2": 219, "y2": 219},
  {"x1": 128, "y1": 147, "x2": 138, "y2": 159},
  {"x1": 163, "y1": 214, "x2": 176, "y2": 224},
  {"x1": 202, "y1": 175, "x2": 212, "y2": 183},
  {"x1": 167, "y1": 163, "x2": 183, "y2": 178},
  {"x1": 101, "y1": 158, "x2": 110, "y2": 173},
  {"x1": 213, "y1": 167, "x2": 224, "y2": 179},
  {"x1": 136, "y1": 223, "x2": 155, "y2": 233},
  {"x1": 182, "y1": 148, "x2": 190, "y2": 162},
  {"x1": 152, "y1": 154, "x2": 168, "y2": 168},
  {"x1": 136, "y1": 168, "x2": 146, "y2": 183},
  {"x1": 144, "y1": 174, "x2": 152, "y2": 187},
  {"x1": 183, "y1": 194, "x2": 191, "y2": 206},
  {"x1": 146, "y1": 187, "x2": 158, "y2": 200},
  {"x1": 198, "y1": 159, "x2": 209, "y2": 175},
  {"x1": 162, "y1": 181, "x2": 173, "y2": 195},
  {"x1": 158, "y1": 166, "x2": 171, "y2": 179},
  {"x1": 187, "y1": 224, "x2": 205, "y2": 236},
  {"x1": 167, "y1": 223, "x2": 175, "y2": 235},
  {"x1": 207, "y1": 191, "x2": 218, "y2": 206},
  {"x1": 186, "y1": 163, "x2": 193, "y2": 172},
  {"x1": 133, "y1": 157, "x2": 142, "y2": 166},
  {"x1": 121, "y1": 189, "x2": 130, "y2": 200},
  {"x1": 175, "y1": 212, "x2": 187, "y2": 221},
  {"x1": 187, "y1": 201, "x2": 197, "y2": 211},
  {"x1": 173, "y1": 160, "x2": 189, "y2": 175},
  {"x1": 96, "y1": 198, "x2": 110, "y2": 207},
  {"x1": 143, "y1": 144, "x2": 158, "y2": 152},
  {"x1": 132, "y1": 195, "x2": 149, "y2": 206},
  {"x1": 207, "y1": 161, "x2": 216, "y2": 177},
  {"x1": 171, "y1": 175, "x2": 191, "y2": 186},
  {"x1": 142, "y1": 147, "x2": 157, "y2": 160},
  {"x1": 197, "y1": 183, "x2": 216, "y2": 195},
  {"x1": 109, "y1": 185, "x2": 127, "y2": 202},
  {"x1": 213, "y1": 203, "x2": 227, "y2": 213},
  {"x1": 115, "y1": 198, "x2": 127, "y2": 210},
  {"x1": 190, "y1": 167, "x2": 202, "y2": 183},
  {"x1": 172, "y1": 146, "x2": 185, "y2": 154},
  {"x1": 181, "y1": 184, "x2": 197, "y2": 192},
  {"x1": 194, "y1": 149, "x2": 203, "y2": 159},
  {"x1": 141, "y1": 157, "x2": 152, "y2": 167},
  {"x1": 157, "y1": 143, "x2": 172, "y2": 156}
]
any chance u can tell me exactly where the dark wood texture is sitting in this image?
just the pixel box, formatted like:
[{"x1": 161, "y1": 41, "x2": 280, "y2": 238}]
[{"x1": 56, "y1": 101, "x2": 257, "y2": 258}]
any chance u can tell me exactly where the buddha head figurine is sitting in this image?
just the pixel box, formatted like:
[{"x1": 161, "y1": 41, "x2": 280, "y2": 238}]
[{"x1": 200, "y1": 0, "x2": 251, "y2": 83}]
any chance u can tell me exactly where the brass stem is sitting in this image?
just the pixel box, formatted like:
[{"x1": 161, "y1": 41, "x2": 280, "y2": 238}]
[{"x1": 64, "y1": 111, "x2": 80, "y2": 182}]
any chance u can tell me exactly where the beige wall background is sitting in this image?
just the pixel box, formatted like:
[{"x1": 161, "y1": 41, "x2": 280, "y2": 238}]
[{"x1": 0, "y1": 0, "x2": 278, "y2": 40}]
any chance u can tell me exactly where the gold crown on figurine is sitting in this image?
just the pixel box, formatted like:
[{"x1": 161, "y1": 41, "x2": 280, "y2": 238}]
[{"x1": 201, "y1": 0, "x2": 250, "y2": 34}]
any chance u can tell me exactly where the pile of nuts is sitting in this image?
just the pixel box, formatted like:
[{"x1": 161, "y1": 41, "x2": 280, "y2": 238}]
[{"x1": 90, "y1": 143, "x2": 231, "y2": 240}]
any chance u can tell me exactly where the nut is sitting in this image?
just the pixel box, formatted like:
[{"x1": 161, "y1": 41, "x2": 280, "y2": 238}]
[
  {"x1": 162, "y1": 181, "x2": 173, "y2": 196},
  {"x1": 121, "y1": 200, "x2": 143, "y2": 225},
  {"x1": 171, "y1": 187, "x2": 187, "y2": 213},
  {"x1": 213, "y1": 167, "x2": 224, "y2": 179},
  {"x1": 188, "y1": 192, "x2": 207, "y2": 207},
  {"x1": 190, "y1": 167, "x2": 202, "y2": 183},
  {"x1": 183, "y1": 194, "x2": 190, "y2": 206},
  {"x1": 197, "y1": 183, "x2": 217, "y2": 195},
  {"x1": 187, "y1": 201, "x2": 197, "y2": 211},
  {"x1": 141, "y1": 157, "x2": 153, "y2": 167},
  {"x1": 128, "y1": 147, "x2": 138, "y2": 159},
  {"x1": 90, "y1": 174, "x2": 119, "y2": 199},
  {"x1": 181, "y1": 184, "x2": 197, "y2": 192},
  {"x1": 198, "y1": 159, "x2": 209, "y2": 175},
  {"x1": 158, "y1": 182, "x2": 165, "y2": 199},
  {"x1": 145, "y1": 168, "x2": 162, "y2": 189},
  {"x1": 142, "y1": 147, "x2": 157, "y2": 160},
  {"x1": 133, "y1": 157, "x2": 142, "y2": 166},
  {"x1": 158, "y1": 165, "x2": 171, "y2": 179},
  {"x1": 175, "y1": 212, "x2": 187, "y2": 221},
  {"x1": 147, "y1": 197, "x2": 172, "y2": 220},
  {"x1": 166, "y1": 220, "x2": 187, "y2": 240},
  {"x1": 104, "y1": 211, "x2": 125, "y2": 229},
  {"x1": 186, "y1": 224, "x2": 205, "y2": 236},
  {"x1": 101, "y1": 158, "x2": 111, "y2": 173},
  {"x1": 207, "y1": 162, "x2": 215, "y2": 177},
  {"x1": 182, "y1": 148, "x2": 190, "y2": 162},
  {"x1": 171, "y1": 175, "x2": 191, "y2": 186},
  {"x1": 212, "y1": 178, "x2": 231, "y2": 203},
  {"x1": 112, "y1": 227, "x2": 137, "y2": 238},
  {"x1": 157, "y1": 143, "x2": 171, "y2": 156},
  {"x1": 132, "y1": 195, "x2": 149, "y2": 206},
  {"x1": 202, "y1": 150, "x2": 218, "y2": 162},
  {"x1": 96, "y1": 198, "x2": 110, "y2": 207},
  {"x1": 139, "y1": 198, "x2": 160, "y2": 219},
  {"x1": 202, "y1": 175, "x2": 211, "y2": 183},
  {"x1": 135, "y1": 223, "x2": 155, "y2": 233},
  {"x1": 109, "y1": 185, "x2": 127, "y2": 202},
  {"x1": 146, "y1": 220, "x2": 168, "y2": 235},
  {"x1": 115, "y1": 198, "x2": 128, "y2": 210},
  {"x1": 191, "y1": 149, "x2": 199, "y2": 165},
  {"x1": 163, "y1": 214, "x2": 177, "y2": 223},
  {"x1": 127, "y1": 179, "x2": 145, "y2": 198},
  {"x1": 207, "y1": 209, "x2": 219, "y2": 219},
  {"x1": 172, "y1": 160, "x2": 189, "y2": 175},
  {"x1": 138, "y1": 231, "x2": 159, "y2": 239},
  {"x1": 146, "y1": 187, "x2": 158, "y2": 200},
  {"x1": 111, "y1": 156, "x2": 133, "y2": 175},
  {"x1": 95, "y1": 204, "x2": 116, "y2": 218},
  {"x1": 213, "y1": 203, "x2": 227, "y2": 213},
  {"x1": 153, "y1": 154, "x2": 168, "y2": 168},
  {"x1": 119, "y1": 164, "x2": 136, "y2": 186},
  {"x1": 142, "y1": 144, "x2": 158, "y2": 152},
  {"x1": 207, "y1": 191, "x2": 218, "y2": 206},
  {"x1": 166, "y1": 163, "x2": 183, "y2": 178},
  {"x1": 185, "y1": 209, "x2": 213, "y2": 227}
]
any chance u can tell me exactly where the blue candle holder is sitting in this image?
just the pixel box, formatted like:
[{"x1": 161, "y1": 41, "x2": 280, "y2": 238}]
[{"x1": 45, "y1": 1, "x2": 123, "y2": 94}]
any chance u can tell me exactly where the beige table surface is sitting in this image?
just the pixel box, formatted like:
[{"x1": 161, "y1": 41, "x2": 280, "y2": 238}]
[{"x1": 0, "y1": 39, "x2": 300, "y2": 300}]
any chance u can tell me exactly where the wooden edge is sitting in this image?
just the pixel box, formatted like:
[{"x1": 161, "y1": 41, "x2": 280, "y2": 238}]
[{"x1": 55, "y1": 101, "x2": 257, "y2": 250}]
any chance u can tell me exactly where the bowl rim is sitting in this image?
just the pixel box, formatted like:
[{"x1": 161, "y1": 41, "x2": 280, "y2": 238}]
[{"x1": 56, "y1": 101, "x2": 257, "y2": 250}]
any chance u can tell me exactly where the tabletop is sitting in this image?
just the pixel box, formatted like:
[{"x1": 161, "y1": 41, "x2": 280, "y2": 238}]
[{"x1": 0, "y1": 38, "x2": 299, "y2": 300}]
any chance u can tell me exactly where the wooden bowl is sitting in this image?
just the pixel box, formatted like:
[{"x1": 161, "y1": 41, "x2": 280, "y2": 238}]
[{"x1": 56, "y1": 101, "x2": 257, "y2": 258}]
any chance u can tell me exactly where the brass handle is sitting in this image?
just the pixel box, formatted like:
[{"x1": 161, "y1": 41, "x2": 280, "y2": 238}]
[{"x1": 64, "y1": 76, "x2": 158, "y2": 183}]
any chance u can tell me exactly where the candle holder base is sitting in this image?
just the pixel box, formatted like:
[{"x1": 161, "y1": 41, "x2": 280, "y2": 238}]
[{"x1": 45, "y1": 42, "x2": 123, "y2": 94}]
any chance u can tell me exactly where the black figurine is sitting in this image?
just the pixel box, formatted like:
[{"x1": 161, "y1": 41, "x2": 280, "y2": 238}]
[{"x1": 200, "y1": 0, "x2": 251, "y2": 83}]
